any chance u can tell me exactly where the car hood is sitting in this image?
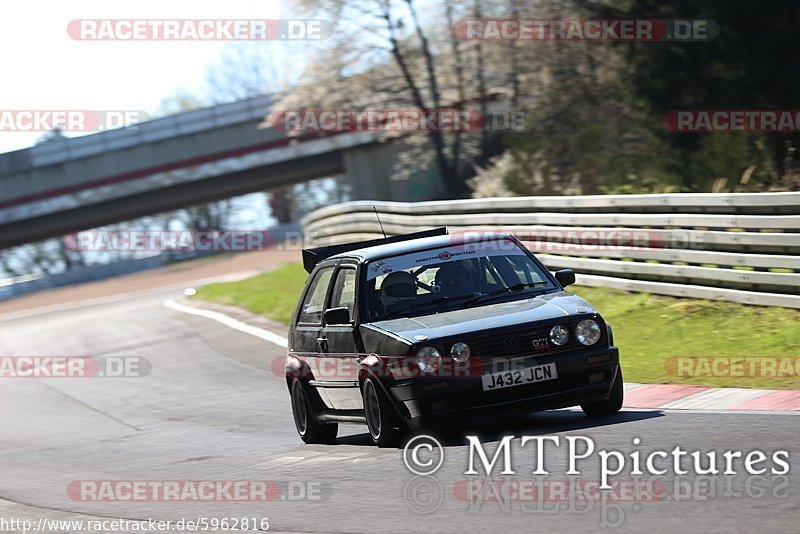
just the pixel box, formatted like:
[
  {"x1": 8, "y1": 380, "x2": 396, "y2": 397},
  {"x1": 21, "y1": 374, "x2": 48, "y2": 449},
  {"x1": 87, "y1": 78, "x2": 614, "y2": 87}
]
[{"x1": 368, "y1": 291, "x2": 596, "y2": 342}]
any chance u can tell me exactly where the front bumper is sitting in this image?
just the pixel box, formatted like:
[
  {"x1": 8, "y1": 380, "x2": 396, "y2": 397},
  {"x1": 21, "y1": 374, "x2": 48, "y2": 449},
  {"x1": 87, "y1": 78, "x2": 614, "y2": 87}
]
[{"x1": 388, "y1": 345, "x2": 620, "y2": 426}]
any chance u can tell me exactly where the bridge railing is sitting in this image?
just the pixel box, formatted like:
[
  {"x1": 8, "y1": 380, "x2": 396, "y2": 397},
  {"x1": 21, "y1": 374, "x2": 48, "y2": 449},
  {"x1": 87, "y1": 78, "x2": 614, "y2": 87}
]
[
  {"x1": 0, "y1": 95, "x2": 273, "y2": 172},
  {"x1": 300, "y1": 192, "x2": 800, "y2": 309}
]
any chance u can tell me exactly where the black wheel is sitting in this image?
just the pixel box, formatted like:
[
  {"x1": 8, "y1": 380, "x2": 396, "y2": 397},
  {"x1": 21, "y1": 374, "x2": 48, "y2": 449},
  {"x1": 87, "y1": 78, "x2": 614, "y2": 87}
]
[
  {"x1": 581, "y1": 368, "x2": 624, "y2": 416},
  {"x1": 362, "y1": 377, "x2": 405, "y2": 447},
  {"x1": 290, "y1": 378, "x2": 338, "y2": 444}
]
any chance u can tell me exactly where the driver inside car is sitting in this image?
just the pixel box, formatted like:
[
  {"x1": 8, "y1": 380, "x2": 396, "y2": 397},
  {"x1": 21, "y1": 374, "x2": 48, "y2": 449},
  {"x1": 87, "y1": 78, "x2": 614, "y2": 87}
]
[
  {"x1": 434, "y1": 261, "x2": 473, "y2": 298},
  {"x1": 379, "y1": 271, "x2": 418, "y2": 312}
]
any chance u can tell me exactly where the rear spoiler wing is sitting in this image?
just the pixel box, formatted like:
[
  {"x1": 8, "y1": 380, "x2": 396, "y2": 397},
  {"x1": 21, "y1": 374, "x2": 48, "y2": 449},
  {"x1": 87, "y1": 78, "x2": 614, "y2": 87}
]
[{"x1": 301, "y1": 227, "x2": 448, "y2": 273}]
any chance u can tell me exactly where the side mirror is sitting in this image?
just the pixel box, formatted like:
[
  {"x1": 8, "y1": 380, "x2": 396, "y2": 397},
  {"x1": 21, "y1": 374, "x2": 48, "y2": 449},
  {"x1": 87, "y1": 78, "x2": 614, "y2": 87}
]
[
  {"x1": 323, "y1": 306, "x2": 351, "y2": 325},
  {"x1": 554, "y1": 269, "x2": 576, "y2": 287}
]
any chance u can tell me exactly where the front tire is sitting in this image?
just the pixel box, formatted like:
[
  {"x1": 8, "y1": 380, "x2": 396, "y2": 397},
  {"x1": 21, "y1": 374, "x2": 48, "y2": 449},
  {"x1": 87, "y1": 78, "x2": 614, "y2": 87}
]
[
  {"x1": 581, "y1": 368, "x2": 624, "y2": 416},
  {"x1": 291, "y1": 378, "x2": 338, "y2": 444},
  {"x1": 362, "y1": 377, "x2": 404, "y2": 447}
]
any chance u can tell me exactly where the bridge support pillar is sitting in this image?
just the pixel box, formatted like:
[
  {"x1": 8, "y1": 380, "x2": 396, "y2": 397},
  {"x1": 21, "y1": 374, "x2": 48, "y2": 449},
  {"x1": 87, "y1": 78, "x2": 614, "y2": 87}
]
[{"x1": 341, "y1": 142, "x2": 444, "y2": 201}]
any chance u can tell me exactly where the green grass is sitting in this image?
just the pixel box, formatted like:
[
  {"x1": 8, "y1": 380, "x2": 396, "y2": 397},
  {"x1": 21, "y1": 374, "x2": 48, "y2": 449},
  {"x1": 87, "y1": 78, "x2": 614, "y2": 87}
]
[
  {"x1": 192, "y1": 263, "x2": 800, "y2": 389},
  {"x1": 192, "y1": 263, "x2": 309, "y2": 324}
]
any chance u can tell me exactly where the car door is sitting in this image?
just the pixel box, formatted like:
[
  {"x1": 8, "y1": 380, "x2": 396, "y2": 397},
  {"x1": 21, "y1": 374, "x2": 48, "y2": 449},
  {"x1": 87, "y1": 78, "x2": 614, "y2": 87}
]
[
  {"x1": 292, "y1": 265, "x2": 336, "y2": 406},
  {"x1": 316, "y1": 264, "x2": 363, "y2": 410}
]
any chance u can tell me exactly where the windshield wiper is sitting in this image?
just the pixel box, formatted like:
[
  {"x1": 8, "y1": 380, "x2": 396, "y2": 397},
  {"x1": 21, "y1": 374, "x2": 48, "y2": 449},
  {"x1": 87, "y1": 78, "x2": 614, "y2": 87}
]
[
  {"x1": 380, "y1": 302, "x2": 418, "y2": 320},
  {"x1": 466, "y1": 282, "x2": 548, "y2": 306},
  {"x1": 379, "y1": 294, "x2": 470, "y2": 320}
]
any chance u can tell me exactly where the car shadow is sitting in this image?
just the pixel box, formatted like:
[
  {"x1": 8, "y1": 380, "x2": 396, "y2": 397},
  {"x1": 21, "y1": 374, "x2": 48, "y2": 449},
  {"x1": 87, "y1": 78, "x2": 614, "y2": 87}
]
[
  {"x1": 334, "y1": 433, "x2": 378, "y2": 446},
  {"x1": 331, "y1": 408, "x2": 664, "y2": 448},
  {"x1": 430, "y1": 409, "x2": 664, "y2": 447}
]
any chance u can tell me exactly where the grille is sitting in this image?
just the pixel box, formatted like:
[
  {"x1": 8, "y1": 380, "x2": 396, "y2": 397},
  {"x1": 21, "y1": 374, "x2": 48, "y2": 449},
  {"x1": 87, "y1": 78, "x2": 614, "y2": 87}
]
[{"x1": 466, "y1": 323, "x2": 590, "y2": 359}]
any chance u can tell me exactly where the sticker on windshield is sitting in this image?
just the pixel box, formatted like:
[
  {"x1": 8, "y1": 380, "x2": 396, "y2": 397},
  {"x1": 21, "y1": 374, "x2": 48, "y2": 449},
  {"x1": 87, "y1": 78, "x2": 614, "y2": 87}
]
[{"x1": 366, "y1": 241, "x2": 527, "y2": 280}]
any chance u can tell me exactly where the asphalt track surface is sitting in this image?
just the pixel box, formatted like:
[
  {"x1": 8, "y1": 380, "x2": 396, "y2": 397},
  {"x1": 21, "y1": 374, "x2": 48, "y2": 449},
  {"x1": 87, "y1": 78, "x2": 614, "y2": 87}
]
[{"x1": 0, "y1": 286, "x2": 797, "y2": 533}]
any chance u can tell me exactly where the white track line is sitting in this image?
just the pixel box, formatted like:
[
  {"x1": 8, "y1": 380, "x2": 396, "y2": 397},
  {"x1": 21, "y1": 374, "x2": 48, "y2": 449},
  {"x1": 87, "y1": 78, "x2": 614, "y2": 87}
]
[
  {"x1": 164, "y1": 299, "x2": 288, "y2": 348},
  {"x1": 0, "y1": 271, "x2": 261, "y2": 322}
]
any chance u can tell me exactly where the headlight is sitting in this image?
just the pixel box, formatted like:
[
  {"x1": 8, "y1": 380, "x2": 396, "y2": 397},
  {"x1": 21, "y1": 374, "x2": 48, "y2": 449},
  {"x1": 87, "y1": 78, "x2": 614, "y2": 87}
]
[
  {"x1": 549, "y1": 325, "x2": 569, "y2": 346},
  {"x1": 450, "y1": 342, "x2": 471, "y2": 363},
  {"x1": 576, "y1": 320, "x2": 601, "y2": 346},
  {"x1": 416, "y1": 346, "x2": 442, "y2": 373}
]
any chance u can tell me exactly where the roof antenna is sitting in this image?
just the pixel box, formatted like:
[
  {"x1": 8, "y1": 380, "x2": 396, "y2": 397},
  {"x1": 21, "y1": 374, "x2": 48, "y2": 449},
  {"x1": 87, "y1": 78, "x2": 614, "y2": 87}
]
[{"x1": 373, "y1": 206, "x2": 388, "y2": 242}]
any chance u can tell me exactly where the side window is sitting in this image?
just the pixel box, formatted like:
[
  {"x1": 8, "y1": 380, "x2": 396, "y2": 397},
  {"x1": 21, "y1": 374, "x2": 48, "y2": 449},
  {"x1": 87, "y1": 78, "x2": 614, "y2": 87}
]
[
  {"x1": 298, "y1": 268, "x2": 334, "y2": 324},
  {"x1": 329, "y1": 268, "x2": 357, "y2": 315}
]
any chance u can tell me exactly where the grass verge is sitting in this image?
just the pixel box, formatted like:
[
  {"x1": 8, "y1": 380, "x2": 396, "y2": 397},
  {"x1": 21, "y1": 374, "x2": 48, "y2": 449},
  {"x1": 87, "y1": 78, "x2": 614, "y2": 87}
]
[
  {"x1": 192, "y1": 263, "x2": 308, "y2": 324},
  {"x1": 193, "y1": 263, "x2": 800, "y2": 389}
]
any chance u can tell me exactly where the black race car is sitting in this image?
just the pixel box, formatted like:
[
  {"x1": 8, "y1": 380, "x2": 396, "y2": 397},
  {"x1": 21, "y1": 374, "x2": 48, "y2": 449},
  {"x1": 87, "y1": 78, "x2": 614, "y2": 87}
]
[{"x1": 286, "y1": 228, "x2": 623, "y2": 446}]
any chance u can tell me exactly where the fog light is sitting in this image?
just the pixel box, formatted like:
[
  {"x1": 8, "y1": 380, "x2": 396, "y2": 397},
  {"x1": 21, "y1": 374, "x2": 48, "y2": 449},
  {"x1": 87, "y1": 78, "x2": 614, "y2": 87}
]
[
  {"x1": 450, "y1": 342, "x2": 471, "y2": 363},
  {"x1": 549, "y1": 325, "x2": 569, "y2": 346}
]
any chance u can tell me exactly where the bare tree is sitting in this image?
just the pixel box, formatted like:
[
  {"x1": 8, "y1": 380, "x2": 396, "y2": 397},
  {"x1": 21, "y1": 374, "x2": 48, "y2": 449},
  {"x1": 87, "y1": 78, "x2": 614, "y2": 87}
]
[
  {"x1": 282, "y1": 0, "x2": 554, "y2": 196},
  {"x1": 204, "y1": 42, "x2": 325, "y2": 222},
  {"x1": 204, "y1": 42, "x2": 300, "y2": 103}
]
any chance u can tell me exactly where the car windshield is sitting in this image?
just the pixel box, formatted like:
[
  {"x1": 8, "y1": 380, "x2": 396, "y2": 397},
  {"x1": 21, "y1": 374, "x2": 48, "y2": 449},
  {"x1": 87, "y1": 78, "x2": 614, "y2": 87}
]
[{"x1": 364, "y1": 238, "x2": 557, "y2": 321}]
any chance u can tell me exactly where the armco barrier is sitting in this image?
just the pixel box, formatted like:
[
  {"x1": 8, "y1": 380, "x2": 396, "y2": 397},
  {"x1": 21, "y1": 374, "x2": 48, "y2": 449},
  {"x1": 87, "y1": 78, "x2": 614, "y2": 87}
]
[
  {"x1": 0, "y1": 222, "x2": 303, "y2": 301},
  {"x1": 300, "y1": 192, "x2": 800, "y2": 309}
]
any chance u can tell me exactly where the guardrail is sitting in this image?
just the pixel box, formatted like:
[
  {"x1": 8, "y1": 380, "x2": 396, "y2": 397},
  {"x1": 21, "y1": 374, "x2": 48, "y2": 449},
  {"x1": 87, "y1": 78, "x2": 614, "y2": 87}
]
[{"x1": 301, "y1": 192, "x2": 800, "y2": 309}]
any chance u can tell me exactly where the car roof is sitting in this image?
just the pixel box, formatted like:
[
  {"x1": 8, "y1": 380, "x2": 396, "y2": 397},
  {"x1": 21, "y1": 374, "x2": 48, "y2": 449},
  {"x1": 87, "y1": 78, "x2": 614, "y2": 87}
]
[{"x1": 326, "y1": 232, "x2": 514, "y2": 264}]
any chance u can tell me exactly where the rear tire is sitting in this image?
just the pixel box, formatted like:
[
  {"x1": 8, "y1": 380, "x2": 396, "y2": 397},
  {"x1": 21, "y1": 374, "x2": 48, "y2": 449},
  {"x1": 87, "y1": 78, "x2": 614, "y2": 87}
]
[
  {"x1": 291, "y1": 378, "x2": 338, "y2": 444},
  {"x1": 581, "y1": 368, "x2": 624, "y2": 416},
  {"x1": 362, "y1": 377, "x2": 405, "y2": 447}
]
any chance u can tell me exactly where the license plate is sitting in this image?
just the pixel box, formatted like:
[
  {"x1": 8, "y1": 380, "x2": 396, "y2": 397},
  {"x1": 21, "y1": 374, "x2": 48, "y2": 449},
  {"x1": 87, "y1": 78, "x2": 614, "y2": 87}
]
[{"x1": 481, "y1": 362, "x2": 558, "y2": 391}]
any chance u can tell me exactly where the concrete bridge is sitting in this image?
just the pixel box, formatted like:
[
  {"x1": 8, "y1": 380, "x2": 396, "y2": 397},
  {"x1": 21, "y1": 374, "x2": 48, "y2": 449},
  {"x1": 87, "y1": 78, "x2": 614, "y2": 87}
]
[{"x1": 0, "y1": 95, "x2": 442, "y2": 249}]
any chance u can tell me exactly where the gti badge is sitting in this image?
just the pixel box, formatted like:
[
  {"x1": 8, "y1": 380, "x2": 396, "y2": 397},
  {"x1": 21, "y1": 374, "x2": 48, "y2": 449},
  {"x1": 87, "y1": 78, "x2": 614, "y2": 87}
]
[{"x1": 532, "y1": 338, "x2": 550, "y2": 351}]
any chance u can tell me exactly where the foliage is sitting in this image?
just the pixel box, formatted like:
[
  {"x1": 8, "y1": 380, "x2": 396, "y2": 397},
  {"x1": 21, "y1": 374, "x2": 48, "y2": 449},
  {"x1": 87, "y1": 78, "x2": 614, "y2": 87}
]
[{"x1": 583, "y1": 0, "x2": 800, "y2": 192}]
